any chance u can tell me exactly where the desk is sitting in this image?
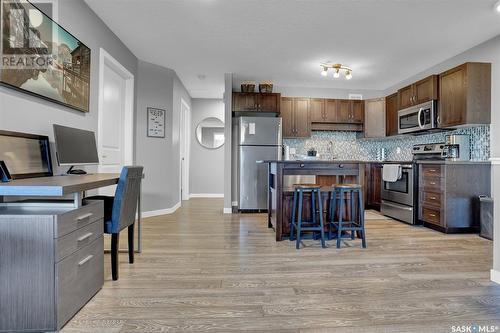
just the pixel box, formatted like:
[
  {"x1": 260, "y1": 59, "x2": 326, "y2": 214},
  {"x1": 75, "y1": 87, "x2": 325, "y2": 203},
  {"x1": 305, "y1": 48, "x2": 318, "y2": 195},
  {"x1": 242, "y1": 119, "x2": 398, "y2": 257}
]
[
  {"x1": 0, "y1": 173, "x2": 143, "y2": 252},
  {"x1": 0, "y1": 174, "x2": 143, "y2": 332}
]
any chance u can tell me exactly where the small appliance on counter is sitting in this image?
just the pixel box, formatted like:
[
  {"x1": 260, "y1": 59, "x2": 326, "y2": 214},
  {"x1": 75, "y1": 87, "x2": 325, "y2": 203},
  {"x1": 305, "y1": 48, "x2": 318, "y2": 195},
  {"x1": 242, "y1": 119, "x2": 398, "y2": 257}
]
[
  {"x1": 307, "y1": 147, "x2": 317, "y2": 157},
  {"x1": 442, "y1": 134, "x2": 470, "y2": 161},
  {"x1": 283, "y1": 145, "x2": 291, "y2": 160}
]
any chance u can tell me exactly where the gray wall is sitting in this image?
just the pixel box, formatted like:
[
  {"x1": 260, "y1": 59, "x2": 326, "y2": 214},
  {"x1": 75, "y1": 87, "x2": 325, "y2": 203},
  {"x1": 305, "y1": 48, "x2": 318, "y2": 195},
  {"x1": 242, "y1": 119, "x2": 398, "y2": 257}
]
[
  {"x1": 190, "y1": 99, "x2": 224, "y2": 195},
  {"x1": 0, "y1": 0, "x2": 138, "y2": 175},
  {"x1": 383, "y1": 35, "x2": 500, "y2": 279},
  {"x1": 135, "y1": 61, "x2": 191, "y2": 212},
  {"x1": 224, "y1": 74, "x2": 233, "y2": 212}
]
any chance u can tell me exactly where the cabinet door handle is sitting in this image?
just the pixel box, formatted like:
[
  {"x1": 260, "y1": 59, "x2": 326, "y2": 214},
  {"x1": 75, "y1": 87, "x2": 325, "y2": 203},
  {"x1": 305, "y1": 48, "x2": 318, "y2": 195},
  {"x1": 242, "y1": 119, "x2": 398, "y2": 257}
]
[
  {"x1": 78, "y1": 255, "x2": 94, "y2": 266},
  {"x1": 76, "y1": 213, "x2": 93, "y2": 222},
  {"x1": 77, "y1": 232, "x2": 93, "y2": 242},
  {"x1": 430, "y1": 182, "x2": 437, "y2": 185}
]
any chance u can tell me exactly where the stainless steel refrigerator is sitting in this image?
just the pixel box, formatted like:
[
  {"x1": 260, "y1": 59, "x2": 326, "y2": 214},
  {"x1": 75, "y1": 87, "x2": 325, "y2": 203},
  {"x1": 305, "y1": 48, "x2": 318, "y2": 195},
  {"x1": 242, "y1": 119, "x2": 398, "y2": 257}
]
[{"x1": 238, "y1": 117, "x2": 282, "y2": 211}]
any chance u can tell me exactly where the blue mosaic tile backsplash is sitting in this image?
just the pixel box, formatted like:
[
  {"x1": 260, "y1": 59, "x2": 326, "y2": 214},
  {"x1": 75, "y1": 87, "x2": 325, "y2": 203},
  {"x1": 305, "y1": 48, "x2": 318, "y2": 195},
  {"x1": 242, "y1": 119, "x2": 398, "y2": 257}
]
[{"x1": 284, "y1": 125, "x2": 490, "y2": 162}]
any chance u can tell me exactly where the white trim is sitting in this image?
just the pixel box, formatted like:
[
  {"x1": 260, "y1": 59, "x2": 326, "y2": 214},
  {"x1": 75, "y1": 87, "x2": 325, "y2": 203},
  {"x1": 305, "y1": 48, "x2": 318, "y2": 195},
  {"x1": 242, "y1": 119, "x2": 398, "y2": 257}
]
[
  {"x1": 491, "y1": 269, "x2": 500, "y2": 284},
  {"x1": 180, "y1": 98, "x2": 191, "y2": 201},
  {"x1": 142, "y1": 202, "x2": 181, "y2": 218},
  {"x1": 223, "y1": 207, "x2": 233, "y2": 214},
  {"x1": 190, "y1": 193, "x2": 224, "y2": 198},
  {"x1": 97, "y1": 48, "x2": 135, "y2": 180},
  {"x1": 490, "y1": 158, "x2": 500, "y2": 165}
]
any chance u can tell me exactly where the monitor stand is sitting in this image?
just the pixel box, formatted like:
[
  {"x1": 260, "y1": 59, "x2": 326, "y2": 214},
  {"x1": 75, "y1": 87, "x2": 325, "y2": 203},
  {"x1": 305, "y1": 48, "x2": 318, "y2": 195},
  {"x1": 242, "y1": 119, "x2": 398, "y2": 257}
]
[{"x1": 66, "y1": 166, "x2": 87, "y2": 175}]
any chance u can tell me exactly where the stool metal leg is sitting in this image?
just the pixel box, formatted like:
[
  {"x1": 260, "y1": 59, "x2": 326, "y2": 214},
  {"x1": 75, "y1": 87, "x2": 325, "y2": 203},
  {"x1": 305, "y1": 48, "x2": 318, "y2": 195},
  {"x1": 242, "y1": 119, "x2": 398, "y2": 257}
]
[
  {"x1": 290, "y1": 190, "x2": 298, "y2": 241},
  {"x1": 329, "y1": 190, "x2": 336, "y2": 240},
  {"x1": 296, "y1": 191, "x2": 303, "y2": 250},
  {"x1": 317, "y1": 190, "x2": 326, "y2": 248},
  {"x1": 350, "y1": 190, "x2": 355, "y2": 240},
  {"x1": 337, "y1": 189, "x2": 344, "y2": 249},
  {"x1": 358, "y1": 189, "x2": 367, "y2": 248}
]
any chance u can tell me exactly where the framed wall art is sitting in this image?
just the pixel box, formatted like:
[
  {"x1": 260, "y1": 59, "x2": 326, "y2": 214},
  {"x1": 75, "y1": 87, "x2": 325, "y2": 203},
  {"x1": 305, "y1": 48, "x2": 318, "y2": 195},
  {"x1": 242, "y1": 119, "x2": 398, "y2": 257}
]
[{"x1": 147, "y1": 107, "x2": 165, "y2": 138}]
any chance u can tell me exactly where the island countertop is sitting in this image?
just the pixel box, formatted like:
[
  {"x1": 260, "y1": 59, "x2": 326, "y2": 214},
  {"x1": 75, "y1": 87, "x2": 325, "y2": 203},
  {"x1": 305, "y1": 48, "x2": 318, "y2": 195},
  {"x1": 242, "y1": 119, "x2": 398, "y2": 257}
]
[{"x1": 258, "y1": 160, "x2": 412, "y2": 164}]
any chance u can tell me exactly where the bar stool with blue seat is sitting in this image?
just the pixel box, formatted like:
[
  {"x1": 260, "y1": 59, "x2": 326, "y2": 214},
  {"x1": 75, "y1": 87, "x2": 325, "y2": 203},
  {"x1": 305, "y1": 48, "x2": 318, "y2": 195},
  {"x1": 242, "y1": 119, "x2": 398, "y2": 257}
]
[
  {"x1": 329, "y1": 184, "x2": 366, "y2": 249},
  {"x1": 289, "y1": 184, "x2": 326, "y2": 249},
  {"x1": 85, "y1": 166, "x2": 143, "y2": 280}
]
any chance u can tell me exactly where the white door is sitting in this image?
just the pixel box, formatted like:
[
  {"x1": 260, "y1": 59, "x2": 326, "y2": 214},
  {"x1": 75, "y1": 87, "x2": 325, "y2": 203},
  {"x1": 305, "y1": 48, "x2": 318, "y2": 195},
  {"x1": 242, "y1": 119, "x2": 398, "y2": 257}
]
[
  {"x1": 180, "y1": 99, "x2": 190, "y2": 201},
  {"x1": 98, "y1": 49, "x2": 134, "y2": 195}
]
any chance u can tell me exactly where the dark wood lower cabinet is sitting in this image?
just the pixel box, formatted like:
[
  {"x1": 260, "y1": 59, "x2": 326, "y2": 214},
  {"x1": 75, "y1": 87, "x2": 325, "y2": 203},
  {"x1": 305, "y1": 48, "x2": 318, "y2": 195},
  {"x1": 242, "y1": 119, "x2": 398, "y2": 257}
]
[
  {"x1": 417, "y1": 162, "x2": 491, "y2": 233},
  {"x1": 365, "y1": 163, "x2": 382, "y2": 211}
]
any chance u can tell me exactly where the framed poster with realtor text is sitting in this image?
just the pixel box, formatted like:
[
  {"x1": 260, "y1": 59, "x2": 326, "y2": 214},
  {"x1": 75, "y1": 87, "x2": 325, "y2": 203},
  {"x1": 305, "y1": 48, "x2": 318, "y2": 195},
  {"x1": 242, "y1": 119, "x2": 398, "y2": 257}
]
[{"x1": 147, "y1": 107, "x2": 166, "y2": 138}]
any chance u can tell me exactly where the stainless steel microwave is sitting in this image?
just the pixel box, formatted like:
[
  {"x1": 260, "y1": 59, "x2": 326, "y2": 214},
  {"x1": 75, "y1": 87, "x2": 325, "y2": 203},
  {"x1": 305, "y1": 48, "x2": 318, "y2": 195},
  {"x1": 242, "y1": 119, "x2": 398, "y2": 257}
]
[{"x1": 398, "y1": 100, "x2": 437, "y2": 134}]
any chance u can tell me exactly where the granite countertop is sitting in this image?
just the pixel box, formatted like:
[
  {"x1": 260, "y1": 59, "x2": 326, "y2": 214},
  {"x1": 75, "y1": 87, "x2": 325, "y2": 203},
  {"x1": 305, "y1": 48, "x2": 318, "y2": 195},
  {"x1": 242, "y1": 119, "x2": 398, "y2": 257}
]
[
  {"x1": 258, "y1": 160, "x2": 412, "y2": 164},
  {"x1": 259, "y1": 159, "x2": 490, "y2": 165},
  {"x1": 415, "y1": 160, "x2": 491, "y2": 165}
]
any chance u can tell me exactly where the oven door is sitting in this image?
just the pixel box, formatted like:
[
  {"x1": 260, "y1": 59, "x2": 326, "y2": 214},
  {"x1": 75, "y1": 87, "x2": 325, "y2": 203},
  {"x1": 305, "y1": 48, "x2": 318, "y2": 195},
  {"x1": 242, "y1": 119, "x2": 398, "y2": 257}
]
[
  {"x1": 381, "y1": 165, "x2": 414, "y2": 206},
  {"x1": 398, "y1": 101, "x2": 436, "y2": 134}
]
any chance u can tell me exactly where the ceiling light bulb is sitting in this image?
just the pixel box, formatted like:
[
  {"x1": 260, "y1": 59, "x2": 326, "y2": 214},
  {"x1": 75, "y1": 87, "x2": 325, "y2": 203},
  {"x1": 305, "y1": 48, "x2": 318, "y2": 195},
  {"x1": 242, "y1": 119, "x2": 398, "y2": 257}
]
[
  {"x1": 321, "y1": 67, "x2": 328, "y2": 77},
  {"x1": 345, "y1": 71, "x2": 352, "y2": 80},
  {"x1": 333, "y1": 69, "x2": 340, "y2": 78},
  {"x1": 495, "y1": 0, "x2": 500, "y2": 12}
]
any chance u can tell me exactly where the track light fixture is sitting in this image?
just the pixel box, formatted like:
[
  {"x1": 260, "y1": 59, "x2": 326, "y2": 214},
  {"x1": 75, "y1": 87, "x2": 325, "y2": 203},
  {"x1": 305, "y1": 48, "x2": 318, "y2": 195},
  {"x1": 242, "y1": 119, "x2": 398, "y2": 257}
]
[{"x1": 319, "y1": 63, "x2": 353, "y2": 80}]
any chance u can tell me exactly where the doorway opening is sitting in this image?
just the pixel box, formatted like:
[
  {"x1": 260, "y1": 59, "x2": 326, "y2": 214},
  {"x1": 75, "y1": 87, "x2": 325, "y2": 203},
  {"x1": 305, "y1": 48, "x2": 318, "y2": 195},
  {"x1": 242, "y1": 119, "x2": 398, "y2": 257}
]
[{"x1": 180, "y1": 98, "x2": 191, "y2": 202}]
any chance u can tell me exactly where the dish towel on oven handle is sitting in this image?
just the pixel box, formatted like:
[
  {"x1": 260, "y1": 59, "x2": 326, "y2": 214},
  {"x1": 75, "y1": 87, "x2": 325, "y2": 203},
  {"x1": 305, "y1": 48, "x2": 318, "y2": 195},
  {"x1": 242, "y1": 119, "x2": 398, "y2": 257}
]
[{"x1": 382, "y1": 164, "x2": 402, "y2": 182}]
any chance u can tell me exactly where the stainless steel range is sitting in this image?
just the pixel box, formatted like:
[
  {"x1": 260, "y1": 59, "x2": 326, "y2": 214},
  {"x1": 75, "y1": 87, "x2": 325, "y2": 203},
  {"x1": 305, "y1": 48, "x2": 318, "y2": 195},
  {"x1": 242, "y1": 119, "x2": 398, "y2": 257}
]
[{"x1": 380, "y1": 164, "x2": 415, "y2": 224}]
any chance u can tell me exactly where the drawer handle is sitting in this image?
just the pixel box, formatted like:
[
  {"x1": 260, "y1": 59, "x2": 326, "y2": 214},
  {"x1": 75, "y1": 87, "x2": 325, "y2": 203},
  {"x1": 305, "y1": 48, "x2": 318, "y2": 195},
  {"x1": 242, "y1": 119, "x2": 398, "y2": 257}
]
[
  {"x1": 77, "y1": 232, "x2": 93, "y2": 242},
  {"x1": 430, "y1": 182, "x2": 436, "y2": 185},
  {"x1": 77, "y1": 213, "x2": 93, "y2": 222},
  {"x1": 429, "y1": 213, "x2": 437, "y2": 217},
  {"x1": 429, "y1": 169, "x2": 437, "y2": 172},
  {"x1": 429, "y1": 196, "x2": 437, "y2": 200},
  {"x1": 78, "y1": 255, "x2": 94, "y2": 266}
]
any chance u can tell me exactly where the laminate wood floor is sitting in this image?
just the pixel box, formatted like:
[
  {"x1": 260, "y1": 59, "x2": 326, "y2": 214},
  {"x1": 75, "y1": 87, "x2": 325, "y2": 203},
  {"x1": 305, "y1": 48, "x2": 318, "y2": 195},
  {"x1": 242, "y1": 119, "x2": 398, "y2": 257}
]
[{"x1": 63, "y1": 198, "x2": 500, "y2": 333}]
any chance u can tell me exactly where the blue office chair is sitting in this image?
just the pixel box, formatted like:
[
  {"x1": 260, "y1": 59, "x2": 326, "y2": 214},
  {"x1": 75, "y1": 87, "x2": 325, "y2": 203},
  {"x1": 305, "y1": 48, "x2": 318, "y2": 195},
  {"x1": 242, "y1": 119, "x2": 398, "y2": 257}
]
[{"x1": 86, "y1": 166, "x2": 143, "y2": 280}]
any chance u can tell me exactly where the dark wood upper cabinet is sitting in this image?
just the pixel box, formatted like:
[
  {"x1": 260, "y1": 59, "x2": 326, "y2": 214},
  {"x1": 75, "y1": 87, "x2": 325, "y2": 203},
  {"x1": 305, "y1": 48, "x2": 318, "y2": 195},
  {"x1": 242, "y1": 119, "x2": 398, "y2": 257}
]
[
  {"x1": 398, "y1": 85, "x2": 414, "y2": 110},
  {"x1": 363, "y1": 98, "x2": 385, "y2": 138},
  {"x1": 337, "y1": 99, "x2": 352, "y2": 123},
  {"x1": 397, "y1": 75, "x2": 438, "y2": 109},
  {"x1": 293, "y1": 98, "x2": 311, "y2": 138},
  {"x1": 323, "y1": 99, "x2": 337, "y2": 122},
  {"x1": 232, "y1": 93, "x2": 257, "y2": 111},
  {"x1": 281, "y1": 97, "x2": 310, "y2": 138},
  {"x1": 281, "y1": 97, "x2": 295, "y2": 138},
  {"x1": 310, "y1": 98, "x2": 325, "y2": 122},
  {"x1": 414, "y1": 75, "x2": 439, "y2": 105},
  {"x1": 351, "y1": 100, "x2": 364, "y2": 123},
  {"x1": 232, "y1": 92, "x2": 281, "y2": 113},
  {"x1": 439, "y1": 62, "x2": 491, "y2": 128},
  {"x1": 385, "y1": 93, "x2": 398, "y2": 136}
]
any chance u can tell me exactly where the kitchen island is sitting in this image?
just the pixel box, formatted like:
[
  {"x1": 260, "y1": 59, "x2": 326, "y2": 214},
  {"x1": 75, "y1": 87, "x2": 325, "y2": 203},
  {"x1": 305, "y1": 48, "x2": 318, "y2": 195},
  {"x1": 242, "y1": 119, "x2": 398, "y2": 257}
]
[{"x1": 261, "y1": 160, "x2": 366, "y2": 241}]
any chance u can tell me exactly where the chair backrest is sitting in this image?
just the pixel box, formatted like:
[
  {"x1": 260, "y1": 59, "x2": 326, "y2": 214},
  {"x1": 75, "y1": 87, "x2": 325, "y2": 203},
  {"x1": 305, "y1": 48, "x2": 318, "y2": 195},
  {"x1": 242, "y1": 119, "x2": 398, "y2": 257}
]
[{"x1": 109, "y1": 166, "x2": 144, "y2": 234}]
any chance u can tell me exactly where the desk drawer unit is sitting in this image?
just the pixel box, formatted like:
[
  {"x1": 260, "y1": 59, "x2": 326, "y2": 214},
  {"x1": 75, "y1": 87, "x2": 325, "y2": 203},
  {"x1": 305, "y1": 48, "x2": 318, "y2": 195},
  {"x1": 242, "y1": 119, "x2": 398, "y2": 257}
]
[
  {"x1": 55, "y1": 200, "x2": 103, "y2": 238},
  {"x1": 56, "y1": 219, "x2": 103, "y2": 262},
  {"x1": 57, "y1": 236, "x2": 104, "y2": 328},
  {"x1": 0, "y1": 202, "x2": 105, "y2": 332}
]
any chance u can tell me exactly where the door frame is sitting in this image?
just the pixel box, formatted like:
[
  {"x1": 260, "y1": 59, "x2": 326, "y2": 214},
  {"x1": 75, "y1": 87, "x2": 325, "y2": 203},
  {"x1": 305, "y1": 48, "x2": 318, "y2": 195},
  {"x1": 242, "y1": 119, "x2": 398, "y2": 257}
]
[
  {"x1": 97, "y1": 48, "x2": 135, "y2": 171},
  {"x1": 180, "y1": 98, "x2": 191, "y2": 201}
]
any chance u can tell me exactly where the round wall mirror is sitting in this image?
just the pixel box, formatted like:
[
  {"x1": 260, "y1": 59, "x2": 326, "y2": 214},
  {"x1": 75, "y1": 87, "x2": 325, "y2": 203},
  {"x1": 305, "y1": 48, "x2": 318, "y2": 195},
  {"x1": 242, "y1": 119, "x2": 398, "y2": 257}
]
[{"x1": 196, "y1": 117, "x2": 225, "y2": 149}]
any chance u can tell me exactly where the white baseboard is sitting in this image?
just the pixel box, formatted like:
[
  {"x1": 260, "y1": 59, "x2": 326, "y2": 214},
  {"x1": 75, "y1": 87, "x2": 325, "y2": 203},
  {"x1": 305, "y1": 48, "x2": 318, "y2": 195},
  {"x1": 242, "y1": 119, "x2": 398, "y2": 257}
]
[
  {"x1": 491, "y1": 269, "x2": 500, "y2": 284},
  {"x1": 189, "y1": 193, "x2": 224, "y2": 198},
  {"x1": 223, "y1": 207, "x2": 233, "y2": 214},
  {"x1": 142, "y1": 201, "x2": 181, "y2": 218}
]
